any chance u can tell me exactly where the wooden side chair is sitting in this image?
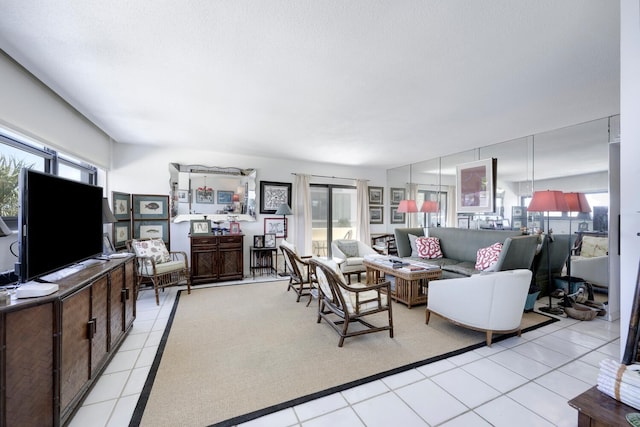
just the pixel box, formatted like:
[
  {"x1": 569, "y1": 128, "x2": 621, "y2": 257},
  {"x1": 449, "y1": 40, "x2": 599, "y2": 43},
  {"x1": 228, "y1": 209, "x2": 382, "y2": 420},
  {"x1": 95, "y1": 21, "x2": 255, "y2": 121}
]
[
  {"x1": 279, "y1": 241, "x2": 315, "y2": 304},
  {"x1": 309, "y1": 258, "x2": 393, "y2": 347},
  {"x1": 126, "y1": 238, "x2": 191, "y2": 305}
]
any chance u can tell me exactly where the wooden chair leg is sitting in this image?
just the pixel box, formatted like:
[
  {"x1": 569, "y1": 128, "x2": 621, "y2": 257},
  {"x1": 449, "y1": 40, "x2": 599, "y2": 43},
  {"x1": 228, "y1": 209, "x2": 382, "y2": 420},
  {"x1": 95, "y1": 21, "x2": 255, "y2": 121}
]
[
  {"x1": 425, "y1": 309, "x2": 431, "y2": 324},
  {"x1": 486, "y1": 331, "x2": 493, "y2": 347}
]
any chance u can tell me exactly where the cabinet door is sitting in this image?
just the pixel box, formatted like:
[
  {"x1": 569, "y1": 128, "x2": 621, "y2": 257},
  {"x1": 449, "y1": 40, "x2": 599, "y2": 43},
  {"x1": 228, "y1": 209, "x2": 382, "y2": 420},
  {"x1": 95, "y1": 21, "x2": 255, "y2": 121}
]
[
  {"x1": 110, "y1": 264, "x2": 125, "y2": 350},
  {"x1": 3, "y1": 303, "x2": 55, "y2": 427},
  {"x1": 192, "y1": 244, "x2": 218, "y2": 281},
  {"x1": 61, "y1": 286, "x2": 91, "y2": 412},
  {"x1": 219, "y1": 236, "x2": 243, "y2": 279},
  {"x1": 90, "y1": 275, "x2": 109, "y2": 379},
  {"x1": 123, "y1": 259, "x2": 135, "y2": 331}
]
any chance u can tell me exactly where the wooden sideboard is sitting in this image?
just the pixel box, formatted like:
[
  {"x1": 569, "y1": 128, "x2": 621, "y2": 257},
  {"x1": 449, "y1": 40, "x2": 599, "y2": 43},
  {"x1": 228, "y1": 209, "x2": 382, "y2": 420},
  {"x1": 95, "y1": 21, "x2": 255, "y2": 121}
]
[
  {"x1": 0, "y1": 256, "x2": 136, "y2": 427},
  {"x1": 190, "y1": 234, "x2": 244, "y2": 284}
]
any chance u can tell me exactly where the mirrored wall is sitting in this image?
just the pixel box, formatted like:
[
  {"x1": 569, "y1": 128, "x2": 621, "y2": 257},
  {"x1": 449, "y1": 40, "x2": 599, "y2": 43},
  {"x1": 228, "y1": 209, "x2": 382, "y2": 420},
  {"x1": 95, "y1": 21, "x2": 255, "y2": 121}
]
[
  {"x1": 387, "y1": 114, "x2": 619, "y2": 309},
  {"x1": 388, "y1": 116, "x2": 616, "y2": 233}
]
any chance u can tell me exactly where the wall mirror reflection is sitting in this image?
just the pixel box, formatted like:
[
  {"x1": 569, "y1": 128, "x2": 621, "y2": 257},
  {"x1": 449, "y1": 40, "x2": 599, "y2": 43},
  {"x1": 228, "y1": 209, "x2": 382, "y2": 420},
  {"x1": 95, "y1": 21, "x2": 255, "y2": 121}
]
[
  {"x1": 168, "y1": 163, "x2": 257, "y2": 222},
  {"x1": 387, "y1": 115, "x2": 618, "y2": 316}
]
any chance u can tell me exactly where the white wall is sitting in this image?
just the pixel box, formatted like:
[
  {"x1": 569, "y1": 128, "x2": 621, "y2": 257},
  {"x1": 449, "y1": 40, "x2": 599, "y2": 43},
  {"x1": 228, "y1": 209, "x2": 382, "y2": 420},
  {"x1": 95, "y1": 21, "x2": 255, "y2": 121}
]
[
  {"x1": 0, "y1": 52, "x2": 113, "y2": 273},
  {"x1": 620, "y1": 0, "x2": 640, "y2": 360},
  {"x1": 110, "y1": 143, "x2": 388, "y2": 274},
  {"x1": 0, "y1": 51, "x2": 112, "y2": 169}
]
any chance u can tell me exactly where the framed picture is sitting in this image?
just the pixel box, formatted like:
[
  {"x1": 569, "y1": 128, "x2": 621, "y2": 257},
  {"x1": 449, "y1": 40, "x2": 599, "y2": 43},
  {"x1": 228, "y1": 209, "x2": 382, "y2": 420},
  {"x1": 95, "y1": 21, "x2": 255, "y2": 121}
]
[
  {"x1": 456, "y1": 158, "x2": 497, "y2": 213},
  {"x1": 253, "y1": 235, "x2": 264, "y2": 248},
  {"x1": 264, "y1": 217, "x2": 287, "y2": 238},
  {"x1": 132, "y1": 194, "x2": 169, "y2": 220},
  {"x1": 513, "y1": 220, "x2": 522, "y2": 229},
  {"x1": 512, "y1": 206, "x2": 524, "y2": 217},
  {"x1": 133, "y1": 220, "x2": 169, "y2": 243},
  {"x1": 390, "y1": 188, "x2": 405, "y2": 205},
  {"x1": 457, "y1": 216, "x2": 470, "y2": 229},
  {"x1": 113, "y1": 221, "x2": 131, "y2": 249},
  {"x1": 217, "y1": 190, "x2": 234, "y2": 204},
  {"x1": 229, "y1": 221, "x2": 241, "y2": 234},
  {"x1": 112, "y1": 192, "x2": 131, "y2": 221},
  {"x1": 264, "y1": 233, "x2": 276, "y2": 248},
  {"x1": 368, "y1": 186, "x2": 383, "y2": 205},
  {"x1": 578, "y1": 222, "x2": 589, "y2": 231},
  {"x1": 177, "y1": 189, "x2": 189, "y2": 203},
  {"x1": 369, "y1": 206, "x2": 383, "y2": 224},
  {"x1": 390, "y1": 206, "x2": 405, "y2": 224},
  {"x1": 103, "y1": 232, "x2": 115, "y2": 255},
  {"x1": 190, "y1": 219, "x2": 212, "y2": 235},
  {"x1": 195, "y1": 188, "x2": 215, "y2": 204},
  {"x1": 260, "y1": 181, "x2": 292, "y2": 214}
]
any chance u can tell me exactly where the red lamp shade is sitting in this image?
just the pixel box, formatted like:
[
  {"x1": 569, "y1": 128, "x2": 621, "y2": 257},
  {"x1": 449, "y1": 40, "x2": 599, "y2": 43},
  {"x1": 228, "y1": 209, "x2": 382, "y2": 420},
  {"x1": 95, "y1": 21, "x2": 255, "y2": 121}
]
[
  {"x1": 397, "y1": 200, "x2": 418, "y2": 213},
  {"x1": 420, "y1": 200, "x2": 439, "y2": 213},
  {"x1": 527, "y1": 190, "x2": 569, "y2": 212},
  {"x1": 564, "y1": 192, "x2": 591, "y2": 213}
]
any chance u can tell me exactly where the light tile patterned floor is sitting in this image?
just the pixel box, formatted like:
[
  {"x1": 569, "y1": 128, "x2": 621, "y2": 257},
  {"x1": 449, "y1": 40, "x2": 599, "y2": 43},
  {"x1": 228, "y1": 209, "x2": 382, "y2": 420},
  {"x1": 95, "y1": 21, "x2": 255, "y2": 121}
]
[{"x1": 69, "y1": 280, "x2": 619, "y2": 427}]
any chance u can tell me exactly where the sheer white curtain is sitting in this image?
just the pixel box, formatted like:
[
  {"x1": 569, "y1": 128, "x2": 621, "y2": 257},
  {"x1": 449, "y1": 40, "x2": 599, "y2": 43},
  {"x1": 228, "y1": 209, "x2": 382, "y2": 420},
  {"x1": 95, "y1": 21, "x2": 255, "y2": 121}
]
[
  {"x1": 293, "y1": 174, "x2": 312, "y2": 255},
  {"x1": 446, "y1": 185, "x2": 456, "y2": 227},
  {"x1": 356, "y1": 180, "x2": 370, "y2": 245}
]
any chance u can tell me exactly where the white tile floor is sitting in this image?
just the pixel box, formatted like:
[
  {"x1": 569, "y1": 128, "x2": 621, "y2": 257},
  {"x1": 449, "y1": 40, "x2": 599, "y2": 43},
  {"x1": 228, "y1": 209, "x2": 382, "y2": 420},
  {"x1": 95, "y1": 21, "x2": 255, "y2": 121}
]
[{"x1": 69, "y1": 280, "x2": 619, "y2": 427}]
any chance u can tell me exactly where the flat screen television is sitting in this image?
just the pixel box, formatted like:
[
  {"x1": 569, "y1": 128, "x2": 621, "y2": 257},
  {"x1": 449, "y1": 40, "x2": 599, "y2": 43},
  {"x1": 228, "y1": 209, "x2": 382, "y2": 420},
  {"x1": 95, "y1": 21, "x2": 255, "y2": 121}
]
[{"x1": 17, "y1": 169, "x2": 103, "y2": 283}]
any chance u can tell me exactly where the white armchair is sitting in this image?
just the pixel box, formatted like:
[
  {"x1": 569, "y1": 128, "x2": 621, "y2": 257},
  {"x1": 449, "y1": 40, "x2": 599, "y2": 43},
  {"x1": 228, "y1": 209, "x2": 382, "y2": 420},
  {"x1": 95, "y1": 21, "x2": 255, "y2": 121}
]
[
  {"x1": 331, "y1": 239, "x2": 378, "y2": 283},
  {"x1": 425, "y1": 269, "x2": 533, "y2": 346},
  {"x1": 570, "y1": 235, "x2": 609, "y2": 290}
]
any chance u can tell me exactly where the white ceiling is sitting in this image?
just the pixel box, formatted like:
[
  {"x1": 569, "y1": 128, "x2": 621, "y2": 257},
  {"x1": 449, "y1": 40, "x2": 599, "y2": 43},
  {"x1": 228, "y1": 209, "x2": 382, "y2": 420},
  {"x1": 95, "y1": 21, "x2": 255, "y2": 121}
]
[{"x1": 0, "y1": 1, "x2": 620, "y2": 169}]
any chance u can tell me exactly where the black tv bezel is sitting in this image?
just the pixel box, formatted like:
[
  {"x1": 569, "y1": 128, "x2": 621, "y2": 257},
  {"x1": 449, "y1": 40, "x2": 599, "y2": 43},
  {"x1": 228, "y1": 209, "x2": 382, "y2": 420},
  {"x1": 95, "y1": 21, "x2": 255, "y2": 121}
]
[{"x1": 17, "y1": 169, "x2": 104, "y2": 283}]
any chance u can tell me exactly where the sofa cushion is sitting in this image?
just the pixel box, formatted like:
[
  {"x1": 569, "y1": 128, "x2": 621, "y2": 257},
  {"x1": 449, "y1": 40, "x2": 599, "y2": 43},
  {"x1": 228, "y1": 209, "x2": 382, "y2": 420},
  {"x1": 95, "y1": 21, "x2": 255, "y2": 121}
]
[
  {"x1": 415, "y1": 237, "x2": 443, "y2": 259},
  {"x1": 408, "y1": 234, "x2": 420, "y2": 257},
  {"x1": 580, "y1": 236, "x2": 608, "y2": 257},
  {"x1": 442, "y1": 262, "x2": 479, "y2": 277},
  {"x1": 337, "y1": 241, "x2": 359, "y2": 257},
  {"x1": 475, "y1": 242, "x2": 503, "y2": 271}
]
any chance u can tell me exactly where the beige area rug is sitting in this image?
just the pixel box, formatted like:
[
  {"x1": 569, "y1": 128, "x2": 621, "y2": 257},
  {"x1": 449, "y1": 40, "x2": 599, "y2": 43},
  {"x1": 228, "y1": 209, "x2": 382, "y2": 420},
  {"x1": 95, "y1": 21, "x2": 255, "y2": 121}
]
[{"x1": 132, "y1": 280, "x2": 555, "y2": 427}]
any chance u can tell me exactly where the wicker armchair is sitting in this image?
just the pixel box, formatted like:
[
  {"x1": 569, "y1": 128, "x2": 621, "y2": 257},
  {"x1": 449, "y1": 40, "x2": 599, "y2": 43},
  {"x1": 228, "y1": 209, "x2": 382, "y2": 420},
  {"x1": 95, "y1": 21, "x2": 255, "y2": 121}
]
[
  {"x1": 126, "y1": 238, "x2": 191, "y2": 305},
  {"x1": 309, "y1": 258, "x2": 393, "y2": 347},
  {"x1": 279, "y1": 240, "x2": 315, "y2": 304}
]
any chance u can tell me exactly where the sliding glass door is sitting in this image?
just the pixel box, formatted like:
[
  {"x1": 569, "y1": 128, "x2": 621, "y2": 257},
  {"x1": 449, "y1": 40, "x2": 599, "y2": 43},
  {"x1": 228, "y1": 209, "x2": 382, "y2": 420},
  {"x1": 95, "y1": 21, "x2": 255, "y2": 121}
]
[{"x1": 310, "y1": 184, "x2": 357, "y2": 257}]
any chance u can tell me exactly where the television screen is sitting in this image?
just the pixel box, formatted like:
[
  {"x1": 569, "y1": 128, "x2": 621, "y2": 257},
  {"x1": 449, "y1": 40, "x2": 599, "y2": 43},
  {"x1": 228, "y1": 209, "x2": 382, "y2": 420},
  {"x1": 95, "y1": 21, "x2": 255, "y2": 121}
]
[{"x1": 17, "y1": 169, "x2": 103, "y2": 283}]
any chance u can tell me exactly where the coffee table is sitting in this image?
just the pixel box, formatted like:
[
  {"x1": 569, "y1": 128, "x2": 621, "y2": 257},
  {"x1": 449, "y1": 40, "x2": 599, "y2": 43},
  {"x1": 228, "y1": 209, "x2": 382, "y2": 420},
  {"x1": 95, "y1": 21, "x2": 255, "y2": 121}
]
[{"x1": 364, "y1": 258, "x2": 442, "y2": 308}]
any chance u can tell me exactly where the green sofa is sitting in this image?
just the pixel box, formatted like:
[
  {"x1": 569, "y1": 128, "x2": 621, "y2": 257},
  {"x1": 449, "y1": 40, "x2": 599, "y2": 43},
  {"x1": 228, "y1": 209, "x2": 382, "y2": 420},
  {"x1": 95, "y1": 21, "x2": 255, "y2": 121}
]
[{"x1": 394, "y1": 227, "x2": 539, "y2": 279}]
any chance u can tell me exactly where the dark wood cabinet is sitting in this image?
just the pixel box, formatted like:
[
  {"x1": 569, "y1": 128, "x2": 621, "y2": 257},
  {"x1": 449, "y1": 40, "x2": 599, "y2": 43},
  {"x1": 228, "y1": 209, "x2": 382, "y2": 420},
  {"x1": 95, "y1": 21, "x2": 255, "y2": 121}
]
[
  {"x1": 190, "y1": 234, "x2": 244, "y2": 284},
  {"x1": 0, "y1": 256, "x2": 136, "y2": 427}
]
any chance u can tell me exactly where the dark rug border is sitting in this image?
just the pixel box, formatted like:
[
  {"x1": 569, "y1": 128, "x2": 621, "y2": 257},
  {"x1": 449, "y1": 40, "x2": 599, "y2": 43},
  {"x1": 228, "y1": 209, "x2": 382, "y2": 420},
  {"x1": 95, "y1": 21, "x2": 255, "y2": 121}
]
[{"x1": 129, "y1": 288, "x2": 558, "y2": 427}]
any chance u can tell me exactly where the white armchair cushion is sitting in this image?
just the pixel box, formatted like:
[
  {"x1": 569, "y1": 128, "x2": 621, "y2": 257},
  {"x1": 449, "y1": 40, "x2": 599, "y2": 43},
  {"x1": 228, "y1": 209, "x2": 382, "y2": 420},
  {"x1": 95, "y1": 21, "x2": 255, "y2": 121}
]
[{"x1": 571, "y1": 255, "x2": 608, "y2": 288}]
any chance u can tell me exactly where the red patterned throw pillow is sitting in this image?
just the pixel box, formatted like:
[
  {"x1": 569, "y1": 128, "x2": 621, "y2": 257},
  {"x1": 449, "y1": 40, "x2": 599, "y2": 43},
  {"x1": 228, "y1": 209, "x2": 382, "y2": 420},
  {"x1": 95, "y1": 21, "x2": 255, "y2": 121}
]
[
  {"x1": 475, "y1": 242, "x2": 503, "y2": 271},
  {"x1": 415, "y1": 237, "x2": 443, "y2": 259}
]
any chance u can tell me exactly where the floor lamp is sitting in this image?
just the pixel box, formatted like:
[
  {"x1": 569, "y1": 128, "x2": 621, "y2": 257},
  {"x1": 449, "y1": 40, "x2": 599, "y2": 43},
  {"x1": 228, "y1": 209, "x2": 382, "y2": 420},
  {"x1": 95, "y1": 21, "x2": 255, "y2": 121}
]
[
  {"x1": 420, "y1": 201, "x2": 439, "y2": 236},
  {"x1": 275, "y1": 203, "x2": 293, "y2": 276},
  {"x1": 527, "y1": 190, "x2": 569, "y2": 315},
  {"x1": 563, "y1": 192, "x2": 591, "y2": 289}
]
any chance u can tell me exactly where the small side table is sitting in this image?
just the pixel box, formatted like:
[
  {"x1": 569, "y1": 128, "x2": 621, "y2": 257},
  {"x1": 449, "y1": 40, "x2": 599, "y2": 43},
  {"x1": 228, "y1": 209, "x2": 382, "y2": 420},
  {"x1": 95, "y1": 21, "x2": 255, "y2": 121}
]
[
  {"x1": 568, "y1": 386, "x2": 638, "y2": 426},
  {"x1": 250, "y1": 247, "x2": 278, "y2": 278}
]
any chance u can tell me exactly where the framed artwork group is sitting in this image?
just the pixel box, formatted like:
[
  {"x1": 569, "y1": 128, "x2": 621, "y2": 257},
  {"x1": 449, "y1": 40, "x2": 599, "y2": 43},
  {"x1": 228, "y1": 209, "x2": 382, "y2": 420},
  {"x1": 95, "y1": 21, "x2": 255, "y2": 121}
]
[
  {"x1": 253, "y1": 233, "x2": 276, "y2": 248},
  {"x1": 368, "y1": 186, "x2": 384, "y2": 225},
  {"x1": 389, "y1": 187, "x2": 406, "y2": 224},
  {"x1": 111, "y1": 192, "x2": 170, "y2": 249}
]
